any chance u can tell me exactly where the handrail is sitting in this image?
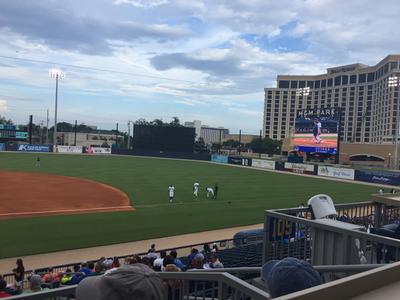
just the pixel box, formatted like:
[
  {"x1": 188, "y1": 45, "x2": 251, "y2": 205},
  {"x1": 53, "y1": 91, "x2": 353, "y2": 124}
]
[
  {"x1": 266, "y1": 210, "x2": 400, "y2": 247},
  {"x1": 2, "y1": 237, "x2": 239, "y2": 282}
]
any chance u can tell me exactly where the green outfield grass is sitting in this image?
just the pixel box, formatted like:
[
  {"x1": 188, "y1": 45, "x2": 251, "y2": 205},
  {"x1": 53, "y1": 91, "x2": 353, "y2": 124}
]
[{"x1": 0, "y1": 152, "x2": 377, "y2": 258}]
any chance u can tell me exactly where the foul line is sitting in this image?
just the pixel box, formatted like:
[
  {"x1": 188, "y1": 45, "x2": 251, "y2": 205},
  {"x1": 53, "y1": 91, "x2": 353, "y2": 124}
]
[{"x1": 0, "y1": 206, "x2": 134, "y2": 218}]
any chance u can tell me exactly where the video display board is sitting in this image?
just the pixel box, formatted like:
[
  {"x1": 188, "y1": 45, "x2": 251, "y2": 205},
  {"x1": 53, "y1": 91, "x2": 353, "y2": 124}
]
[
  {"x1": 133, "y1": 125, "x2": 195, "y2": 153},
  {"x1": 292, "y1": 107, "x2": 340, "y2": 154},
  {"x1": 0, "y1": 124, "x2": 28, "y2": 140}
]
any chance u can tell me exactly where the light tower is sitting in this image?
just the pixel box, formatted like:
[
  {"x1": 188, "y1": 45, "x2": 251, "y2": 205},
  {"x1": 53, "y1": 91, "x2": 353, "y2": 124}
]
[{"x1": 49, "y1": 69, "x2": 65, "y2": 146}]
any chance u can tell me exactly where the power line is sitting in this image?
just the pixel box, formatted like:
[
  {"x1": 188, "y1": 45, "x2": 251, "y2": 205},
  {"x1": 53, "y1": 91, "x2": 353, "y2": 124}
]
[{"x1": 0, "y1": 54, "x2": 199, "y2": 84}]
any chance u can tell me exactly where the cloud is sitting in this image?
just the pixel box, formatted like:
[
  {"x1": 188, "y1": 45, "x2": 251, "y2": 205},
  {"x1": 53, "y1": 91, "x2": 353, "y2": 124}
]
[
  {"x1": 228, "y1": 107, "x2": 262, "y2": 117},
  {"x1": 113, "y1": 0, "x2": 169, "y2": 8},
  {"x1": 0, "y1": 0, "x2": 190, "y2": 55},
  {"x1": 0, "y1": 99, "x2": 8, "y2": 112}
]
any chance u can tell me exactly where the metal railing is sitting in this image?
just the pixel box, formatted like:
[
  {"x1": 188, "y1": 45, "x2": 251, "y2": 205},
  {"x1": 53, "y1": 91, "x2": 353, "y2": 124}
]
[
  {"x1": 2, "y1": 238, "x2": 237, "y2": 285},
  {"x1": 263, "y1": 198, "x2": 400, "y2": 269},
  {"x1": 3, "y1": 264, "x2": 384, "y2": 300}
]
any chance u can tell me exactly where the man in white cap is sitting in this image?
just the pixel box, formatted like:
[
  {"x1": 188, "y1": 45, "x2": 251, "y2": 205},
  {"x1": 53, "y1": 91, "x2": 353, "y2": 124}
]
[{"x1": 76, "y1": 264, "x2": 166, "y2": 300}]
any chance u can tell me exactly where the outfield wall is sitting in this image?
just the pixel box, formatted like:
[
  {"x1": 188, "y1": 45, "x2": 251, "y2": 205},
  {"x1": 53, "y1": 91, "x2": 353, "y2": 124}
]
[{"x1": 2, "y1": 143, "x2": 400, "y2": 187}]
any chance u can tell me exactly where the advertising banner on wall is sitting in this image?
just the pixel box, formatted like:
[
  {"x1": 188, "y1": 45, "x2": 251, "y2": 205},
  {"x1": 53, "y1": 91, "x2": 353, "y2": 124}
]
[
  {"x1": 85, "y1": 147, "x2": 111, "y2": 154},
  {"x1": 284, "y1": 162, "x2": 315, "y2": 175},
  {"x1": 211, "y1": 154, "x2": 229, "y2": 164},
  {"x1": 17, "y1": 144, "x2": 52, "y2": 152},
  {"x1": 252, "y1": 159, "x2": 275, "y2": 170},
  {"x1": 355, "y1": 170, "x2": 400, "y2": 186},
  {"x1": 291, "y1": 107, "x2": 340, "y2": 154},
  {"x1": 55, "y1": 145, "x2": 83, "y2": 154},
  {"x1": 0, "y1": 143, "x2": 4, "y2": 151},
  {"x1": 228, "y1": 157, "x2": 252, "y2": 166},
  {"x1": 318, "y1": 166, "x2": 355, "y2": 180}
]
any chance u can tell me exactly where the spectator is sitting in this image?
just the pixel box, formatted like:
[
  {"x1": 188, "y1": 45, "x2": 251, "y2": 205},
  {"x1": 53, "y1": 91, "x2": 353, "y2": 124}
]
[
  {"x1": 60, "y1": 269, "x2": 73, "y2": 285},
  {"x1": 260, "y1": 257, "x2": 322, "y2": 298},
  {"x1": 91, "y1": 263, "x2": 103, "y2": 276},
  {"x1": 188, "y1": 248, "x2": 199, "y2": 267},
  {"x1": 112, "y1": 257, "x2": 120, "y2": 268},
  {"x1": 0, "y1": 277, "x2": 11, "y2": 298},
  {"x1": 76, "y1": 263, "x2": 166, "y2": 300},
  {"x1": 88, "y1": 262, "x2": 95, "y2": 271},
  {"x1": 148, "y1": 244, "x2": 156, "y2": 253},
  {"x1": 153, "y1": 251, "x2": 167, "y2": 271},
  {"x1": 189, "y1": 253, "x2": 205, "y2": 270},
  {"x1": 202, "y1": 243, "x2": 211, "y2": 254},
  {"x1": 170, "y1": 250, "x2": 185, "y2": 270},
  {"x1": 79, "y1": 262, "x2": 92, "y2": 276},
  {"x1": 210, "y1": 254, "x2": 224, "y2": 269},
  {"x1": 25, "y1": 274, "x2": 43, "y2": 293},
  {"x1": 103, "y1": 257, "x2": 114, "y2": 269},
  {"x1": 211, "y1": 243, "x2": 219, "y2": 253},
  {"x1": 12, "y1": 258, "x2": 25, "y2": 291},
  {"x1": 133, "y1": 255, "x2": 142, "y2": 264},
  {"x1": 162, "y1": 255, "x2": 175, "y2": 270},
  {"x1": 42, "y1": 267, "x2": 60, "y2": 288}
]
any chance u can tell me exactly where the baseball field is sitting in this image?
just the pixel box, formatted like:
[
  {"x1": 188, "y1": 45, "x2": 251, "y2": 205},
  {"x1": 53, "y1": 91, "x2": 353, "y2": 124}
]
[{"x1": 0, "y1": 152, "x2": 377, "y2": 259}]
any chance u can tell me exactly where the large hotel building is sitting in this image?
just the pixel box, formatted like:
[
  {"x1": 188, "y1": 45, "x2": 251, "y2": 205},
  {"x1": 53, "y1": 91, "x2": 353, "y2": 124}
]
[{"x1": 264, "y1": 55, "x2": 400, "y2": 164}]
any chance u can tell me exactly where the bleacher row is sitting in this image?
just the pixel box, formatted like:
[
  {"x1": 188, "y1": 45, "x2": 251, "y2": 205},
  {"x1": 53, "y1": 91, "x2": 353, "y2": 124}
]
[{"x1": 1, "y1": 238, "x2": 264, "y2": 298}]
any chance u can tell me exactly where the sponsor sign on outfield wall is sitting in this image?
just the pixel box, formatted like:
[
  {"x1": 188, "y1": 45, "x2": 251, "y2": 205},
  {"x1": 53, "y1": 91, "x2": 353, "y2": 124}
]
[
  {"x1": 85, "y1": 147, "x2": 111, "y2": 154},
  {"x1": 211, "y1": 154, "x2": 228, "y2": 164},
  {"x1": 284, "y1": 162, "x2": 315, "y2": 175},
  {"x1": 228, "y1": 157, "x2": 252, "y2": 166},
  {"x1": 0, "y1": 143, "x2": 4, "y2": 151},
  {"x1": 252, "y1": 159, "x2": 275, "y2": 170},
  {"x1": 318, "y1": 166, "x2": 355, "y2": 180},
  {"x1": 17, "y1": 144, "x2": 51, "y2": 152},
  {"x1": 355, "y1": 170, "x2": 400, "y2": 186},
  {"x1": 55, "y1": 145, "x2": 83, "y2": 154}
]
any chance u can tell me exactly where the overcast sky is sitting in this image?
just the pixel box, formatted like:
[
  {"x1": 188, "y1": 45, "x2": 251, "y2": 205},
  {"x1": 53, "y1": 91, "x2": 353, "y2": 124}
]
[{"x1": 0, "y1": 0, "x2": 399, "y2": 133}]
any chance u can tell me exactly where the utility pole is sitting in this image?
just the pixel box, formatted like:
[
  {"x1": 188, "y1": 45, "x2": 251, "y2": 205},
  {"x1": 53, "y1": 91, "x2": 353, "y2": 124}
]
[
  {"x1": 74, "y1": 120, "x2": 77, "y2": 146},
  {"x1": 115, "y1": 123, "x2": 119, "y2": 148},
  {"x1": 28, "y1": 115, "x2": 33, "y2": 144},
  {"x1": 238, "y1": 129, "x2": 242, "y2": 155},
  {"x1": 259, "y1": 129, "x2": 262, "y2": 158},
  {"x1": 46, "y1": 108, "x2": 49, "y2": 144}
]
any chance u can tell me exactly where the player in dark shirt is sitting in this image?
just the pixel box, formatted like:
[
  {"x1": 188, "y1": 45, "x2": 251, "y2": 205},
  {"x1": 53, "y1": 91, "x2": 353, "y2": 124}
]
[{"x1": 214, "y1": 184, "x2": 219, "y2": 199}]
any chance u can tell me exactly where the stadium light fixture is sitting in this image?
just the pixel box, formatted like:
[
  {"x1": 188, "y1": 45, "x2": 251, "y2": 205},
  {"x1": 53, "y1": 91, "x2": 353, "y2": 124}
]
[
  {"x1": 388, "y1": 76, "x2": 400, "y2": 169},
  {"x1": 49, "y1": 69, "x2": 65, "y2": 146}
]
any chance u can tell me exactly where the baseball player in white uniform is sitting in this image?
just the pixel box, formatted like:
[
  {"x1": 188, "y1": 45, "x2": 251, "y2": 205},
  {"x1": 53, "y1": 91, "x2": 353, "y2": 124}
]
[
  {"x1": 193, "y1": 181, "x2": 200, "y2": 198},
  {"x1": 206, "y1": 187, "x2": 214, "y2": 198},
  {"x1": 168, "y1": 184, "x2": 175, "y2": 203}
]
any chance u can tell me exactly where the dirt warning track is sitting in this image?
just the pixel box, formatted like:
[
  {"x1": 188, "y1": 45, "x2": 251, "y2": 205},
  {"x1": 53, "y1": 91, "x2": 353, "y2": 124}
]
[{"x1": 0, "y1": 171, "x2": 134, "y2": 219}]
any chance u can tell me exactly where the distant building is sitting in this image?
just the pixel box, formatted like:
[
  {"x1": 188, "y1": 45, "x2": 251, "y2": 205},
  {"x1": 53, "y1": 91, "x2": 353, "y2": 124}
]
[
  {"x1": 56, "y1": 131, "x2": 123, "y2": 147},
  {"x1": 223, "y1": 134, "x2": 258, "y2": 144},
  {"x1": 185, "y1": 120, "x2": 229, "y2": 145}
]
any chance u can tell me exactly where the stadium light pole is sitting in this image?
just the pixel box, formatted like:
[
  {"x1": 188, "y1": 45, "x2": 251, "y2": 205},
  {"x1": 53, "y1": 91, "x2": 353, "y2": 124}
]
[
  {"x1": 127, "y1": 120, "x2": 134, "y2": 150},
  {"x1": 389, "y1": 76, "x2": 400, "y2": 169},
  {"x1": 49, "y1": 69, "x2": 65, "y2": 146}
]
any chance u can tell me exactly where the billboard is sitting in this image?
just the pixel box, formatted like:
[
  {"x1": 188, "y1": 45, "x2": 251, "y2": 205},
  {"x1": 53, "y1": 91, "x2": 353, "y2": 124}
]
[
  {"x1": 211, "y1": 154, "x2": 228, "y2": 164},
  {"x1": 55, "y1": 145, "x2": 83, "y2": 154},
  {"x1": 17, "y1": 144, "x2": 51, "y2": 152},
  {"x1": 228, "y1": 157, "x2": 252, "y2": 166},
  {"x1": 355, "y1": 170, "x2": 400, "y2": 186},
  {"x1": 318, "y1": 166, "x2": 355, "y2": 180},
  {"x1": 292, "y1": 107, "x2": 340, "y2": 154},
  {"x1": 85, "y1": 147, "x2": 111, "y2": 154},
  {"x1": 252, "y1": 159, "x2": 275, "y2": 170},
  {"x1": 284, "y1": 162, "x2": 315, "y2": 175},
  {"x1": 133, "y1": 125, "x2": 195, "y2": 153}
]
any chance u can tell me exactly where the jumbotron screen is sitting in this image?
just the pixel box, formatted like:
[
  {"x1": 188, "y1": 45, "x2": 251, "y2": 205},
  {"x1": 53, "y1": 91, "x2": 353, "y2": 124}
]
[
  {"x1": 133, "y1": 125, "x2": 195, "y2": 153},
  {"x1": 292, "y1": 107, "x2": 340, "y2": 154}
]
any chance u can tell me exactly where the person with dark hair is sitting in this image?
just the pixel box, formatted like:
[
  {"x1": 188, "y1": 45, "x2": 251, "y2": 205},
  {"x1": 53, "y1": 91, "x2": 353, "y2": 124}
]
[
  {"x1": 112, "y1": 257, "x2": 120, "y2": 268},
  {"x1": 170, "y1": 250, "x2": 185, "y2": 270},
  {"x1": 188, "y1": 248, "x2": 199, "y2": 267},
  {"x1": 153, "y1": 251, "x2": 167, "y2": 271},
  {"x1": 0, "y1": 277, "x2": 11, "y2": 298},
  {"x1": 202, "y1": 243, "x2": 211, "y2": 254},
  {"x1": 162, "y1": 255, "x2": 175, "y2": 269},
  {"x1": 148, "y1": 244, "x2": 156, "y2": 253},
  {"x1": 210, "y1": 254, "x2": 224, "y2": 269},
  {"x1": 13, "y1": 258, "x2": 24, "y2": 291}
]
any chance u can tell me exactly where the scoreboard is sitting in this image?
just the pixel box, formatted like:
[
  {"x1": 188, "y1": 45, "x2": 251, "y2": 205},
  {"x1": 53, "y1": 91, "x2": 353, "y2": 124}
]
[{"x1": 0, "y1": 124, "x2": 28, "y2": 140}]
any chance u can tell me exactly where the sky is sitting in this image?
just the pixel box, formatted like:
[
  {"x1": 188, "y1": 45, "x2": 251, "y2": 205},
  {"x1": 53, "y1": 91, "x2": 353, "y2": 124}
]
[{"x1": 0, "y1": 0, "x2": 399, "y2": 133}]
